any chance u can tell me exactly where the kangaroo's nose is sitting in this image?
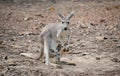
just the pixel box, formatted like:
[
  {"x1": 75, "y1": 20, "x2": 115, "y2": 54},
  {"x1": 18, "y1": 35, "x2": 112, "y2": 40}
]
[{"x1": 64, "y1": 27, "x2": 67, "y2": 30}]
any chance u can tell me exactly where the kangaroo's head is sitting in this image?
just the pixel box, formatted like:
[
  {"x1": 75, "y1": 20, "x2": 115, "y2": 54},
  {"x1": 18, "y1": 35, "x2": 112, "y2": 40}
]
[{"x1": 58, "y1": 11, "x2": 74, "y2": 30}]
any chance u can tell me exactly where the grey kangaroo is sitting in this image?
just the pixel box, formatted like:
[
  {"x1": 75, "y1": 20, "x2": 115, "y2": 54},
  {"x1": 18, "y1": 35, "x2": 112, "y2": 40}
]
[{"x1": 20, "y1": 11, "x2": 74, "y2": 66}]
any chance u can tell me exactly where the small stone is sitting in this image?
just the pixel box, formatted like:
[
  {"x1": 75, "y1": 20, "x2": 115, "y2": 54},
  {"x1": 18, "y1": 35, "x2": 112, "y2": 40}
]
[
  {"x1": 18, "y1": 31, "x2": 31, "y2": 35},
  {"x1": 24, "y1": 17, "x2": 29, "y2": 21},
  {"x1": 69, "y1": 41, "x2": 74, "y2": 44},
  {"x1": 0, "y1": 41, "x2": 4, "y2": 44},
  {"x1": 67, "y1": 62, "x2": 76, "y2": 66},
  {"x1": 96, "y1": 57, "x2": 100, "y2": 60},
  {"x1": 90, "y1": 23, "x2": 98, "y2": 26},
  {"x1": 100, "y1": 19, "x2": 106, "y2": 23},
  {"x1": 4, "y1": 56, "x2": 8, "y2": 60},
  {"x1": 80, "y1": 24, "x2": 88, "y2": 28},
  {"x1": 35, "y1": 13, "x2": 44, "y2": 18},
  {"x1": 96, "y1": 36, "x2": 104, "y2": 41},
  {"x1": 0, "y1": 74, "x2": 4, "y2": 76},
  {"x1": 81, "y1": 52, "x2": 88, "y2": 56},
  {"x1": 104, "y1": 37, "x2": 108, "y2": 39},
  {"x1": 95, "y1": 36, "x2": 108, "y2": 41},
  {"x1": 81, "y1": 45, "x2": 85, "y2": 47},
  {"x1": 11, "y1": 45, "x2": 23, "y2": 49},
  {"x1": 0, "y1": 64, "x2": 4, "y2": 69},
  {"x1": 7, "y1": 61, "x2": 17, "y2": 66},
  {"x1": 10, "y1": 38, "x2": 17, "y2": 41},
  {"x1": 113, "y1": 39, "x2": 118, "y2": 42},
  {"x1": 55, "y1": 65, "x2": 63, "y2": 69},
  {"x1": 116, "y1": 44, "x2": 120, "y2": 48},
  {"x1": 111, "y1": 58, "x2": 119, "y2": 62},
  {"x1": 24, "y1": 17, "x2": 32, "y2": 21},
  {"x1": 106, "y1": 7, "x2": 112, "y2": 10}
]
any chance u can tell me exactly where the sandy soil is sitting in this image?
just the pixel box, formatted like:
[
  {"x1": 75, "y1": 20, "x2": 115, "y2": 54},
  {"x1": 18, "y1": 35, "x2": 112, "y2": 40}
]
[{"x1": 0, "y1": 0, "x2": 120, "y2": 76}]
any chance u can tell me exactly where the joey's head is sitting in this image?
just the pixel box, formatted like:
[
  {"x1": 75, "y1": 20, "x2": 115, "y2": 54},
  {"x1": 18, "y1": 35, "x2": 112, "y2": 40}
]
[{"x1": 58, "y1": 11, "x2": 74, "y2": 30}]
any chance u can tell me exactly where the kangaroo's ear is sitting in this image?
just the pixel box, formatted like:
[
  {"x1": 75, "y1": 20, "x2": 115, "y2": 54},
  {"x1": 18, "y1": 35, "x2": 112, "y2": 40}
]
[
  {"x1": 57, "y1": 12, "x2": 64, "y2": 19},
  {"x1": 67, "y1": 11, "x2": 74, "y2": 20}
]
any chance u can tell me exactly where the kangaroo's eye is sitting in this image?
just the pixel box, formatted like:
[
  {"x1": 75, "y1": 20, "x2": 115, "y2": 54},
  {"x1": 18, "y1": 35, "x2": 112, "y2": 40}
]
[
  {"x1": 67, "y1": 22, "x2": 69, "y2": 24},
  {"x1": 62, "y1": 22, "x2": 64, "y2": 24}
]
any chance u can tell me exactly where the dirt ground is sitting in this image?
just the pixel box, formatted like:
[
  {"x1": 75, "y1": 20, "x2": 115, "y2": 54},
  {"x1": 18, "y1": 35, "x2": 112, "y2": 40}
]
[{"x1": 0, "y1": 0, "x2": 120, "y2": 76}]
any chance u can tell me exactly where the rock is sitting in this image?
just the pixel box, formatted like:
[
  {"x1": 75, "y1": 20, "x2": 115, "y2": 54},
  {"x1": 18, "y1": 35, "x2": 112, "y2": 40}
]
[
  {"x1": 4, "y1": 56, "x2": 8, "y2": 60},
  {"x1": 95, "y1": 36, "x2": 108, "y2": 41},
  {"x1": 0, "y1": 64, "x2": 4, "y2": 69},
  {"x1": 106, "y1": 7, "x2": 112, "y2": 11},
  {"x1": 0, "y1": 45, "x2": 5, "y2": 48},
  {"x1": 10, "y1": 37, "x2": 17, "y2": 41},
  {"x1": 113, "y1": 39, "x2": 118, "y2": 42},
  {"x1": 7, "y1": 60, "x2": 17, "y2": 66},
  {"x1": 116, "y1": 44, "x2": 120, "y2": 48},
  {"x1": 32, "y1": 26, "x2": 39, "y2": 30},
  {"x1": 0, "y1": 41, "x2": 6, "y2": 48},
  {"x1": 80, "y1": 24, "x2": 88, "y2": 28},
  {"x1": 18, "y1": 31, "x2": 31, "y2": 35},
  {"x1": 24, "y1": 17, "x2": 29, "y2": 21},
  {"x1": 51, "y1": 0, "x2": 56, "y2": 3},
  {"x1": 35, "y1": 13, "x2": 44, "y2": 18},
  {"x1": 117, "y1": 31, "x2": 120, "y2": 35},
  {"x1": 90, "y1": 23, "x2": 98, "y2": 26},
  {"x1": 100, "y1": 19, "x2": 106, "y2": 23},
  {"x1": 11, "y1": 45, "x2": 23, "y2": 49},
  {"x1": 111, "y1": 58, "x2": 119, "y2": 62},
  {"x1": 24, "y1": 17, "x2": 32, "y2": 21},
  {"x1": 0, "y1": 73, "x2": 4, "y2": 76},
  {"x1": 69, "y1": 41, "x2": 74, "y2": 44},
  {"x1": 55, "y1": 65, "x2": 63, "y2": 69},
  {"x1": 28, "y1": 33, "x2": 39, "y2": 35},
  {"x1": 104, "y1": 37, "x2": 108, "y2": 40},
  {"x1": 96, "y1": 57, "x2": 100, "y2": 60},
  {"x1": 81, "y1": 52, "x2": 89, "y2": 56},
  {"x1": 81, "y1": 44, "x2": 85, "y2": 47},
  {"x1": 0, "y1": 41, "x2": 4, "y2": 44},
  {"x1": 96, "y1": 36, "x2": 104, "y2": 41}
]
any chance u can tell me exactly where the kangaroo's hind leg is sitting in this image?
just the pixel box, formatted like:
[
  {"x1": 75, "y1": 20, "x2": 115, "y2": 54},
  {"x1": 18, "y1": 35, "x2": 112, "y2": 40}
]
[{"x1": 44, "y1": 37, "x2": 51, "y2": 65}]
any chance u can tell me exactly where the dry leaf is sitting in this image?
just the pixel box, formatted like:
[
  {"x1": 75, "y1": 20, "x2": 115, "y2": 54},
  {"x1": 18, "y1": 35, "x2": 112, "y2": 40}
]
[
  {"x1": 7, "y1": 60, "x2": 17, "y2": 66},
  {"x1": 11, "y1": 45, "x2": 23, "y2": 49},
  {"x1": 48, "y1": 6, "x2": 55, "y2": 11}
]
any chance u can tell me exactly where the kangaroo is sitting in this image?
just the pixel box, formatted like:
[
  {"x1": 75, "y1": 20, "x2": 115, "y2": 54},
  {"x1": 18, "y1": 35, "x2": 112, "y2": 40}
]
[{"x1": 20, "y1": 12, "x2": 74, "y2": 66}]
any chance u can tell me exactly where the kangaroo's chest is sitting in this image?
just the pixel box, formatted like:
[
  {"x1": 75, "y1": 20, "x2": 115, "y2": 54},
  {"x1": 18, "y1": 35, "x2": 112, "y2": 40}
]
[
  {"x1": 49, "y1": 25, "x2": 70, "y2": 51},
  {"x1": 49, "y1": 30, "x2": 69, "y2": 52},
  {"x1": 49, "y1": 38, "x2": 58, "y2": 52},
  {"x1": 59, "y1": 29, "x2": 69, "y2": 42}
]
